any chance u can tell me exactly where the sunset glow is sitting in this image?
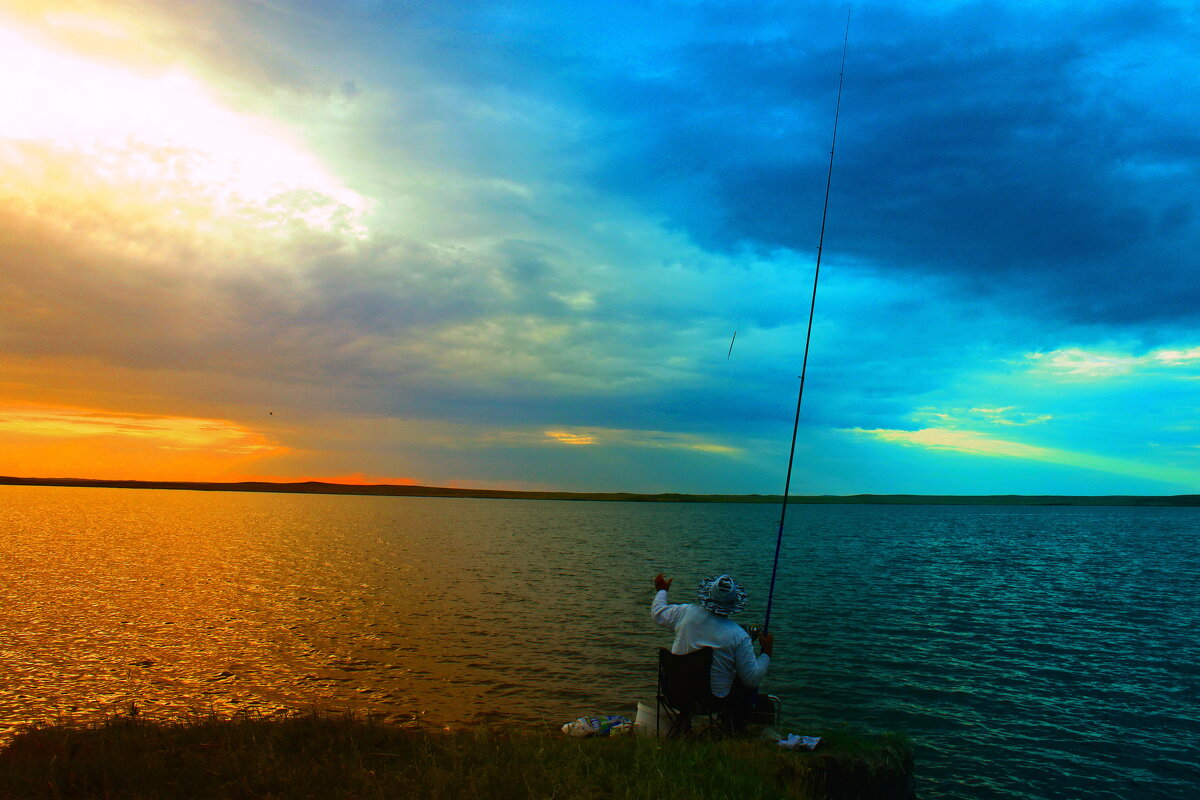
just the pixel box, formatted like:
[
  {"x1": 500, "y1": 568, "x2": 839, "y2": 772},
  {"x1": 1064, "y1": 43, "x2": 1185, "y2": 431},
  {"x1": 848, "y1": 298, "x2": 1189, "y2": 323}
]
[
  {"x1": 1, "y1": 7, "x2": 1193, "y2": 798},
  {"x1": 0, "y1": 19, "x2": 368, "y2": 239},
  {"x1": 0, "y1": 405, "x2": 285, "y2": 481},
  {"x1": 0, "y1": 1, "x2": 1196, "y2": 494}
]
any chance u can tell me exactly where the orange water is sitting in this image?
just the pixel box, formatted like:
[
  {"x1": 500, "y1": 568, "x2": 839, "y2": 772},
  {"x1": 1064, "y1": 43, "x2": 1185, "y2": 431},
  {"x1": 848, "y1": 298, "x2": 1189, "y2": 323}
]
[
  {"x1": 0, "y1": 485, "x2": 687, "y2": 737},
  {"x1": 3, "y1": 485, "x2": 1197, "y2": 799}
]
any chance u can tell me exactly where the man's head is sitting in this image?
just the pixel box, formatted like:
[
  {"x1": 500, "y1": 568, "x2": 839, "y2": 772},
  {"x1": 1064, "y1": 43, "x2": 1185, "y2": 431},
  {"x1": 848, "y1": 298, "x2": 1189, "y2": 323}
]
[{"x1": 698, "y1": 574, "x2": 747, "y2": 615}]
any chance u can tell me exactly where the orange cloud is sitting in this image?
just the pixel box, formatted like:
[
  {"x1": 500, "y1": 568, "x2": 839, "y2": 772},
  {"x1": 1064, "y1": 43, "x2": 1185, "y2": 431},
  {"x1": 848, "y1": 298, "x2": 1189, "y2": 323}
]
[
  {"x1": 544, "y1": 430, "x2": 597, "y2": 445},
  {"x1": 0, "y1": 403, "x2": 286, "y2": 482}
]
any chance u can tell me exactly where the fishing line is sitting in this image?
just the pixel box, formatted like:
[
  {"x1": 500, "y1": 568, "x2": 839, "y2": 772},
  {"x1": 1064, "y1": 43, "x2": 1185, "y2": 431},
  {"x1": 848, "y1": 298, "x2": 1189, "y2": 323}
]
[{"x1": 762, "y1": 12, "x2": 850, "y2": 635}]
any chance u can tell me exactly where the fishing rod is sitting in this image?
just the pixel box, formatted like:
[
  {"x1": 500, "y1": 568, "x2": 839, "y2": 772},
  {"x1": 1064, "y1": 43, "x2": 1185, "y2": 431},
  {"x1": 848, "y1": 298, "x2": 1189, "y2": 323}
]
[{"x1": 762, "y1": 13, "x2": 850, "y2": 635}]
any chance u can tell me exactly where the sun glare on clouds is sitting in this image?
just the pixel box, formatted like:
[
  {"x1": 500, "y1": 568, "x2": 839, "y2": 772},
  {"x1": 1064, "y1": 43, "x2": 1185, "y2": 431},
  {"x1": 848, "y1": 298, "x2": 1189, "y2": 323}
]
[{"x1": 0, "y1": 18, "x2": 368, "y2": 238}]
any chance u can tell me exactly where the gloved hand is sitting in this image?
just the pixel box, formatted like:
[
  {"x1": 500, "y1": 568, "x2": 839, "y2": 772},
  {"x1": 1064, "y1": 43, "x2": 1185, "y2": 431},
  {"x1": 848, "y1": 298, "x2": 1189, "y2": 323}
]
[{"x1": 654, "y1": 573, "x2": 673, "y2": 591}]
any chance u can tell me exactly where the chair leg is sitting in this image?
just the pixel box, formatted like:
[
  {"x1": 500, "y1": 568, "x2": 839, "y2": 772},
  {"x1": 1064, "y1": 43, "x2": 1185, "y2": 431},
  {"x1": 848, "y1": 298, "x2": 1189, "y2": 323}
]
[
  {"x1": 670, "y1": 709, "x2": 692, "y2": 738},
  {"x1": 656, "y1": 696, "x2": 692, "y2": 738}
]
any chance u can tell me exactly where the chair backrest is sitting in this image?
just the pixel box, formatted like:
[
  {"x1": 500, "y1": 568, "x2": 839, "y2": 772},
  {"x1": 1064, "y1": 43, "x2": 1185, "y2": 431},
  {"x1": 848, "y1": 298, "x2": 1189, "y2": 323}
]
[{"x1": 657, "y1": 647, "x2": 715, "y2": 711}]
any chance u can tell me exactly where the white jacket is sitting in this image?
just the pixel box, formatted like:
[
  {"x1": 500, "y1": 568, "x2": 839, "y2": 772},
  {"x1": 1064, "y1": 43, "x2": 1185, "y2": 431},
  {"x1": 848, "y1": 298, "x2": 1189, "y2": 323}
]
[{"x1": 651, "y1": 589, "x2": 770, "y2": 697}]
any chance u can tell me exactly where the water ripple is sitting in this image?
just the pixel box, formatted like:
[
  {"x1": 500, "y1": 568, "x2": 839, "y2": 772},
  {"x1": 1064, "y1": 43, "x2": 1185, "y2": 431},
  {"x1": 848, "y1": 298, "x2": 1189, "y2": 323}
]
[{"x1": 1, "y1": 488, "x2": 1197, "y2": 798}]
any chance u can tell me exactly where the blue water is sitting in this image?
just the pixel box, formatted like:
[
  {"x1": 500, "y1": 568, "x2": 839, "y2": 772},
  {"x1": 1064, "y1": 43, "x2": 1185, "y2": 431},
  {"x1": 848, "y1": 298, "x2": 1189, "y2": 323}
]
[
  {"x1": 1, "y1": 487, "x2": 1196, "y2": 798},
  {"x1": 759, "y1": 504, "x2": 1199, "y2": 799}
]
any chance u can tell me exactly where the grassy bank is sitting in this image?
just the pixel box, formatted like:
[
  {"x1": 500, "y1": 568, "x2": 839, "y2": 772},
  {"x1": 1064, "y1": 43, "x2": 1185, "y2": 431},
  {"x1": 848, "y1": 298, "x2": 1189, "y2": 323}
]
[{"x1": 0, "y1": 711, "x2": 914, "y2": 799}]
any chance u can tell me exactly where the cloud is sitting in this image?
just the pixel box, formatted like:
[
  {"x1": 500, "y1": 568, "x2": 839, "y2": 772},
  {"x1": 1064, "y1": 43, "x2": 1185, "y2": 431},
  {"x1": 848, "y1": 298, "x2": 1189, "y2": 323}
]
[
  {"x1": 913, "y1": 406, "x2": 1053, "y2": 428},
  {"x1": 0, "y1": 404, "x2": 279, "y2": 453},
  {"x1": 1027, "y1": 346, "x2": 1200, "y2": 379},
  {"x1": 486, "y1": 427, "x2": 743, "y2": 456},
  {"x1": 0, "y1": 403, "x2": 286, "y2": 481},
  {"x1": 1026, "y1": 348, "x2": 1140, "y2": 378},
  {"x1": 0, "y1": 15, "x2": 779, "y2": 422},
  {"x1": 1150, "y1": 347, "x2": 1200, "y2": 366},
  {"x1": 2, "y1": 1, "x2": 1198, "y2": 495},
  {"x1": 849, "y1": 426, "x2": 1200, "y2": 490},
  {"x1": 851, "y1": 427, "x2": 1053, "y2": 460},
  {"x1": 544, "y1": 430, "x2": 595, "y2": 445},
  {"x1": 559, "y1": 1, "x2": 1200, "y2": 325}
]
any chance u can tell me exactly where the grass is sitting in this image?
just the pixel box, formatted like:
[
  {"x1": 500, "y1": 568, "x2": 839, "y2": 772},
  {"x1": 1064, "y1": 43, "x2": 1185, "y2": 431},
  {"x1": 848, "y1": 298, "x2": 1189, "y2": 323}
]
[{"x1": 0, "y1": 710, "x2": 914, "y2": 800}]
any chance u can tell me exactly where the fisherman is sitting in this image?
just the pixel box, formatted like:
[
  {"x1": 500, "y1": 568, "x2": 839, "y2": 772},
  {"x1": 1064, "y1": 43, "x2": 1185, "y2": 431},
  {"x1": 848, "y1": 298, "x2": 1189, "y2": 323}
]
[{"x1": 651, "y1": 572, "x2": 774, "y2": 730}]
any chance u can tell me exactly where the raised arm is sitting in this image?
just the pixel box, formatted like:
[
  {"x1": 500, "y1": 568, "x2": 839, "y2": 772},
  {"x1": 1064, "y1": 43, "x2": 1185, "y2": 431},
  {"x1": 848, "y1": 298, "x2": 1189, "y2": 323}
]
[{"x1": 650, "y1": 573, "x2": 687, "y2": 629}]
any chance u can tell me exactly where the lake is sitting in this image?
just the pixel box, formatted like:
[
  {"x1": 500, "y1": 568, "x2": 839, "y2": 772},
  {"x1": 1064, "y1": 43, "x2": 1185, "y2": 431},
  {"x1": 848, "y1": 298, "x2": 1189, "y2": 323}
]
[{"x1": 1, "y1": 485, "x2": 1196, "y2": 798}]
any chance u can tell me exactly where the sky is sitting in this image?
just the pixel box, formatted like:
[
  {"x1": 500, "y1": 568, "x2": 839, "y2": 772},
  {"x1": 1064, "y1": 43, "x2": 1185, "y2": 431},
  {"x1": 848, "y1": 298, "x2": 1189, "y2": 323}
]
[{"x1": 0, "y1": 0, "x2": 1197, "y2": 495}]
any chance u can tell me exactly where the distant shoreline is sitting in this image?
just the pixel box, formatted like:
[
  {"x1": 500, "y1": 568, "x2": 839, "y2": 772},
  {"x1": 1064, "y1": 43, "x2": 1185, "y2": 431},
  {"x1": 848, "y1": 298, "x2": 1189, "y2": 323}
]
[{"x1": 2, "y1": 475, "x2": 1199, "y2": 506}]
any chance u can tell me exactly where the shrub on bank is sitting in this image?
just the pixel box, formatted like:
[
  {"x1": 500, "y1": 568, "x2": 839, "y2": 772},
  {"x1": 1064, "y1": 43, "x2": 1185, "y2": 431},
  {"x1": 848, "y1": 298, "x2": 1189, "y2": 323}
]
[{"x1": 0, "y1": 711, "x2": 913, "y2": 799}]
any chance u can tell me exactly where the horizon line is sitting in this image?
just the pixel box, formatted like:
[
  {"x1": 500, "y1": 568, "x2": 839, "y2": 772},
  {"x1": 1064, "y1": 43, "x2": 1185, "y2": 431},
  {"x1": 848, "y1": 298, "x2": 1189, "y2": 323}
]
[{"x1": 2, "y1": 476, "x2": 1198, "y2": 507}]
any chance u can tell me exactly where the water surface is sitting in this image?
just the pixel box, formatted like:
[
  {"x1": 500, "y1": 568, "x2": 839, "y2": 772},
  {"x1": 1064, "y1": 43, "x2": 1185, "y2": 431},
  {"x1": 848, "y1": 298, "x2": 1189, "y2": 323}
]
[{"x1": 1, "y1": 486, "x2": 1196, "y2": 799}]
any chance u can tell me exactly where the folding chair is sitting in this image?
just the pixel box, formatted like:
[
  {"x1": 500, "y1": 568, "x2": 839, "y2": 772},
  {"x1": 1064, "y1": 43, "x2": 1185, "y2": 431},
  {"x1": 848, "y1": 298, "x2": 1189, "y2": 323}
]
[
  {"x1": 655, "y1": 647, "x2": 722, "y2": 738},
  {"x1": 750, "y1": 693, "x2": 782, "y2": 726}
]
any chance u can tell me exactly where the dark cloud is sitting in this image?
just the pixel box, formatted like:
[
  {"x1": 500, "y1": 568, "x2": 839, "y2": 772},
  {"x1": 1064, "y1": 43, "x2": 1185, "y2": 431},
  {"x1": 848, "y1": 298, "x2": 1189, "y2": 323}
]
[{"x1": 514, "y1": 1, "x2": 1199, "y2": 325}]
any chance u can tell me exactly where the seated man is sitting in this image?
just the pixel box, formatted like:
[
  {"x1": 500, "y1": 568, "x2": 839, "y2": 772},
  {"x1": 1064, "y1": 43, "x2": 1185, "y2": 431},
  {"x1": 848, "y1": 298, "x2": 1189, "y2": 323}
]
[{"x1": 650, "y1": 572, "x2": 774, "y2": 730}]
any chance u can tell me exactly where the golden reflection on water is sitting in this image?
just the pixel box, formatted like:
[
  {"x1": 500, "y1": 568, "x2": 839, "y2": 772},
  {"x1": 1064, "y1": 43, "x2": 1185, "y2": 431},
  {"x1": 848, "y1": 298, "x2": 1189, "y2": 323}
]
[
  {"x1": 5, "y1": 487, "x2": 1198, "y2": 800},
  {"x1": 0, "y1": 485, "x2": 675, "y2": 741}
]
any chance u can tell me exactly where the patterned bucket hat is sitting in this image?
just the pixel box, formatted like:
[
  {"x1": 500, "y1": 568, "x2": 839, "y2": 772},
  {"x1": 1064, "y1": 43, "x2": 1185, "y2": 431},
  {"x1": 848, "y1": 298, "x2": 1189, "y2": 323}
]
[{"x1": 698, "y1": 574, "x2": 748, "y2": 616}]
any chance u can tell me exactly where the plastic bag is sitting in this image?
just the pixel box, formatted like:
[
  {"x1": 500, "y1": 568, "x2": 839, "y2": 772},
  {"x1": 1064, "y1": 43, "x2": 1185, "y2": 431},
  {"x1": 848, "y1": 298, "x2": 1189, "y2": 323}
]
[{"x1": 561, "y1": 715, "x2": 634, "y2": 738}]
